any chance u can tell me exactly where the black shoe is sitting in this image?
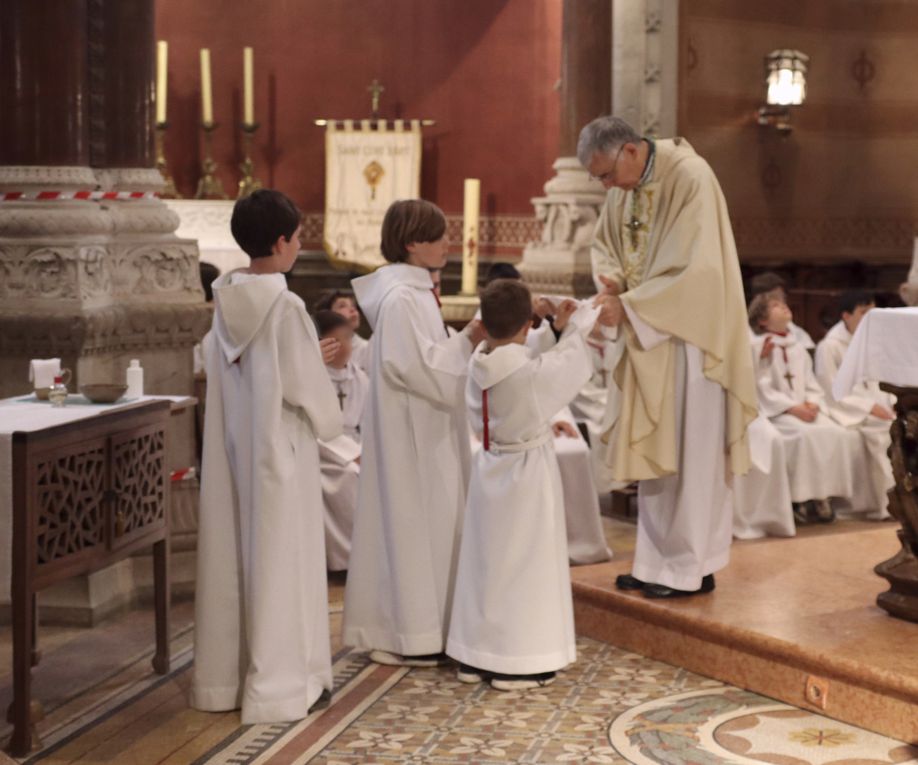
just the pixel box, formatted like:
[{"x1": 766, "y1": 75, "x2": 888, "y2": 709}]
[
  {"x1": 490, "y1": 671, "x2": 556, "y2": 691},
  {"x1": 642, "y1": 574, "x2": 716, "y2": 599},
  {"x1": 615, "y1": 573, "x2": 645, "y2": 591},
  {"x1": 792, "y1": 503, "x2": 809, "y2": 525},
  {"x1": 309, "y1": 688, "x2": 332, "y2": 712}
]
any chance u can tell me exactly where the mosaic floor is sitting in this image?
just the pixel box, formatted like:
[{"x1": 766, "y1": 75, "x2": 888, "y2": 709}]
[{"x1": 1, "y1": 518, "x2": 914, "y2": 764}]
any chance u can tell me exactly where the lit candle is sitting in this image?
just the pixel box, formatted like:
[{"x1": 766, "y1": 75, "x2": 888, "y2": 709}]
[
  {"x1": 155, "y1": 41, "x2": 168, "y2": 124},
  {"x1": 243, "y1": 47, "x2": 254, "y2": 125},
  {"x1": 461, "y1": 178, "x2": 481, "y2": 295},
  {"x1": 200, "y1": 48, "x2": 213, "y2": 124}
]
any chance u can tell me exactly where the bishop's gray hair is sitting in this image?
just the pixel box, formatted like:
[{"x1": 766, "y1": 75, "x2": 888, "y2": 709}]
[{"x1": 576, "y1": 116, "x2": 642, "y2": 167}]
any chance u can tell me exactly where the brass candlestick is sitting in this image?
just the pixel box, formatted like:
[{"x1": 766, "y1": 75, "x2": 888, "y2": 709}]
[
  {"x1": 237, "y1": 123, "x2": 263, "y2": 199},
  {"x1": 154, "y1": 122, "x2": 181, "y2": 199},
  {"x1": 195, "y1": 122, "x2": 228, "y2": 200}
]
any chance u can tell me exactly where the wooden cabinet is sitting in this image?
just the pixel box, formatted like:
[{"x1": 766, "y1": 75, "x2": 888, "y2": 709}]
[{"x1": 8, "y1": 401, "x2": 171, "y2": 756}]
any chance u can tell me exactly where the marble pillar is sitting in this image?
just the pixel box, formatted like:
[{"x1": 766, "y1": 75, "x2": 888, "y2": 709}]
[
  {"x1": 0, "y1": 0, "x2": 209, "y2": 624},
  {"x1": 518, "y1": 0, "x2": 611, "y2": 297}
]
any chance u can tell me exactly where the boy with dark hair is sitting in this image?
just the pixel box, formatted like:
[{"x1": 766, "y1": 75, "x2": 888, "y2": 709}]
[
  {"x1": 447, "y1": 279, "x2": 598, "y2": 690},
  {"x1": 814, "y1": 291, "x2": 894, "y2": 519},
  {"x1": 313, "y1": 310, "x2": 368, "y2": 571},
  {"x1": 191, "y1": 189, "x2": 342, "y2": 723},
  {"x1": 343, "y1": 199, "x2": 485, "y2": 667}
]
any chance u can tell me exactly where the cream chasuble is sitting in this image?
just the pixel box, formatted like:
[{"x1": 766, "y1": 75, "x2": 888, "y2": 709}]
[{"x1": 591, "y1": 138, "x2": 757, "y2": 482}]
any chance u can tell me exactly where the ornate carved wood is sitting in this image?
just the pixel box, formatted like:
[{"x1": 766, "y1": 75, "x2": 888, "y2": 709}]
[{"x1": 875, "y1": 383, "x2": 918, "y2": 623}]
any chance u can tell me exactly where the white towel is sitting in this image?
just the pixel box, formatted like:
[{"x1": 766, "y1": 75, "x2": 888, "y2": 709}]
[{"x1": 29, "y1": 358, "x2": 61, "y2": 389}]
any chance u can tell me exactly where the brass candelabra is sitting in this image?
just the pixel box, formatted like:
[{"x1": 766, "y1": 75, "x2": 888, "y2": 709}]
[
  {"x1": 154, "y1": 122, "x2": 180, "y2": 198},
  {"x1": 195, "y1": 122, "x2": 229, "y2": 200},
  {"x1": 238, "y1": 123, "x2": 263, "y2": 199}
]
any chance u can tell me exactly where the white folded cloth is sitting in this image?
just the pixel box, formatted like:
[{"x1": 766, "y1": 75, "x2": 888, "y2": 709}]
[{"x1": 29, "y1": 359, "x2": 61, "y2": 389}]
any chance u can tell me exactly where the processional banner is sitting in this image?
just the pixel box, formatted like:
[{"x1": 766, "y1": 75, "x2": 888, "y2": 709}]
[{"x1": 324, "y1": 119, "x2": 422, "y2": 272}]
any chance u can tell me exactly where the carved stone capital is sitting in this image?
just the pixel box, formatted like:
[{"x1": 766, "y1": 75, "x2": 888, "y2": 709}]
[
  {"x1": 94, "y1": 167, "x2": 166, "y2": 192},
  {"x1": 0, "y1": 165, "x2": 99, "y2": 190},
  {"x1": 518, "y1": 157, "x2": 604, "y2": 298}
]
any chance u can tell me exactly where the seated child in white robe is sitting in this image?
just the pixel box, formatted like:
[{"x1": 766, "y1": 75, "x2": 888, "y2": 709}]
[
  {"x1": 342, "y1": 200, "x2": 485, "y2": 667},
  {"x1": 192, "y1": 190, "x2": 342, "y2": 723},
  {"x1": 314, "y1": 310, "x2": 369, "y2": 571},
  {"x1": 447, "y1": 279, "x2": 598, "y2": 691},
  {"x1": 814, "y1": 291, "x2": 894, "y2": 520},
  {"x1": 316, "y1": 289, "x2": 370, "y2": 371},
  {"x1": 748, "y1": 293, "x2": 857, "y2": 523},
  {"x1": 748, "y1": 271, "x2": 815, "y2": 350}
]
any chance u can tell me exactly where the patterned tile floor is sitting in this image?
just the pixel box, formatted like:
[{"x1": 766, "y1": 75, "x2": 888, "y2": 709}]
[{"x1": 2, "y1": 517, "x2": 915, "y2": 764}]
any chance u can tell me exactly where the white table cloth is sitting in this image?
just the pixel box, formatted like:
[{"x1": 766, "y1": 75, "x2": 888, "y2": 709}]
[{"x1": 833, "y1": 307, "x2": 918, "y2": 400}]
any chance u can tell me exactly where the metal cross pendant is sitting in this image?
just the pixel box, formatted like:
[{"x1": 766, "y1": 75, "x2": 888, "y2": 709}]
[
  {"x1": 784, "y1": 371, "x2": 794, "y2": 387},
  {"x1": 336, "y1": 388, "x2": 347, "y2": 410}
]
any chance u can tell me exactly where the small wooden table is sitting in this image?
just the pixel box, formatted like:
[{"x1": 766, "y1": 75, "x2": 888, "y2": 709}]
[{"x1": 4, "y1": 399, "x2": 172, "y2": 756}]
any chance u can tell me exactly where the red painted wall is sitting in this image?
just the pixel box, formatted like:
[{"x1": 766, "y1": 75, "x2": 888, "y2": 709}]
[{"x1": 154, "y1": 0, "x2": 562, "y2": 216}]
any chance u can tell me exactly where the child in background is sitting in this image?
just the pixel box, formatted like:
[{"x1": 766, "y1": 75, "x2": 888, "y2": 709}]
[
  {"x1": 814, "y1": 291, "x2": 895, "y2": 520},
  {"x1": 314, "y1": 310, "x2": 368, "y2": 571},
  {"x1": 316, "y1": 290, "x2": 370, "y2": 371},
  {"x1": 748, "y1": 293, "x2": 856, "y2": 524}
]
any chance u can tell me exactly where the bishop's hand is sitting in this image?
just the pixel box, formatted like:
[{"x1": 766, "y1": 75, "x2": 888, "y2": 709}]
[
  {"x1": 597, "y1": 274, "x2": 623, "y2": 296},
  {"x1": 594, "y1": 293, "x2": 625, "y2": 328}
]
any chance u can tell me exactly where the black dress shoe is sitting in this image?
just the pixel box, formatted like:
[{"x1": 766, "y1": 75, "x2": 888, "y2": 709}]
[
  {"x1": 642, "y1": 574, "x2": 716, "y2": 599},
  {"x1": 615, "y1": 573, "x2": 645, "y2": 591}
]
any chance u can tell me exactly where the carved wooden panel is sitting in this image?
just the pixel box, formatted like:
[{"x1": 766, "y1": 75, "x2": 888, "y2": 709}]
[
  {"x1": 34, "y1": 439, "x2": 108, "y2": 566},
  {"x1": 110, "y1": 424, "x2": 166, "y2": 546}
]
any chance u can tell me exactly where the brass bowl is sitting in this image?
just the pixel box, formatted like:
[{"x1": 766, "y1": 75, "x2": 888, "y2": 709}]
[
  {"x1": 80, "y1": 383, "x2": 128, "y2": 404},
  {"x1": 34, "y1": 387, "x2": 50, "y2": 401}
]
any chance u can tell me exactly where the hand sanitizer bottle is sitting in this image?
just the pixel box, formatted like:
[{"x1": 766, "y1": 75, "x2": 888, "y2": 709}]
[
  {"x1": 48, "y1": 375, "x2": 68, "y2": 407},
  {"x1": 126, "y1": 359, "x2": 144, "y2": 398}
]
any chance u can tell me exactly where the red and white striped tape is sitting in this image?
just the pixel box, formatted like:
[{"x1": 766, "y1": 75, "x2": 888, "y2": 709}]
[{"x1": 0, "y1": 190, "x2": 160, "y2": 202}]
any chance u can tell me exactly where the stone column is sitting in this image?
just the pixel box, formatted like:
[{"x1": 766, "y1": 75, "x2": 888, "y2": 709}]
[
  {"x1": 0, "y1": 0, "x2": 209, "y2": 623},
  {"x1": 518, "y1": 0, "x2": 611, "y2": 297}
]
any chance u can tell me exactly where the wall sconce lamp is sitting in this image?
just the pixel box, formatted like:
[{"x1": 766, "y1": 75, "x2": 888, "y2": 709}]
[{"x1": 757, "y1": 49, "x2": 808, "y2": 134}]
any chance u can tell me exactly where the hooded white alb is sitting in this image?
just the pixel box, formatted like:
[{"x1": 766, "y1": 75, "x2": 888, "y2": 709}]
[
  {"x1": 343, "y1": 263, "x2": 474, "y2": 656},
  {"x1": 447, "y1": 308, "x2": 596, "y2": 675},
  {"x1": 191, "y1": 271, "x2": 342, "y2": 724}
]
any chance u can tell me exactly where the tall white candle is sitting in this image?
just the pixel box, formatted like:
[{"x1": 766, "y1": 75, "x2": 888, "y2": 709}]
[
  {"x1": 243, "y1": 47, "x2": 254, "y2": 125},
  {"x1": 200, "y1": 48, "x2": 214, "y2": 124},
  {"x1": 155, "y1": 41, "x2": 168, "y2": 124},
  {"x1": 461, "y1": 178, "x2": 481, "y2": 295}
]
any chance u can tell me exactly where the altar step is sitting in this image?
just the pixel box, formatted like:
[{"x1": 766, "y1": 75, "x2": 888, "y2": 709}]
[{"x1": 571, "y1": 525, "x2": 918, "y2": 743}]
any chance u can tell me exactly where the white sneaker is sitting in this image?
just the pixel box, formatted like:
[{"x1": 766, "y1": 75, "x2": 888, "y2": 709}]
[{"x1": 456, "y1": 664, "x2": 485, "y2": 683}]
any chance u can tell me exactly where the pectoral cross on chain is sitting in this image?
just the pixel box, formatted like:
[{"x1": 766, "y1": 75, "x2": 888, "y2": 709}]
[
  {"x1": 626, "y1": 216, "x2": 646, "y2": 250},
  {"x1": 336, "y1": 385, "x2": 347, "y2": 410},
  {"x1": 783, "y1": 371, "x2": 795, "y2": 388}
]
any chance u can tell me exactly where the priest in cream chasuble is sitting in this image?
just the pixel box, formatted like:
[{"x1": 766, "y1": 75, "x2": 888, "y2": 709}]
[{"x1": 579, "y1": 116, "x2": 757, "y2": 597}]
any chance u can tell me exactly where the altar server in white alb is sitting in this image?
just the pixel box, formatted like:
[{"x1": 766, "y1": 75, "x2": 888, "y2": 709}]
[
  {"x1": 748, "y1": 293, "x2": 856, "y2": 522},
  {"x1": 192, "y1": 190, "x2": 343, "y2": 724},
  {"x1": 343, "y1": 199, "x2": 485, "y2": 666},
  {"x1": 814, "y1": 291, "x2": 895, "y2": 520},
  {"x1": 581, "y1": 116, "x2": 757, "y2": 598},
  {"x1": 314, "y1": 310, "x2": 369, "y2": 571},
  {"x1": 447, "y1": 280, "x2": 597, "y2": 690}
]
